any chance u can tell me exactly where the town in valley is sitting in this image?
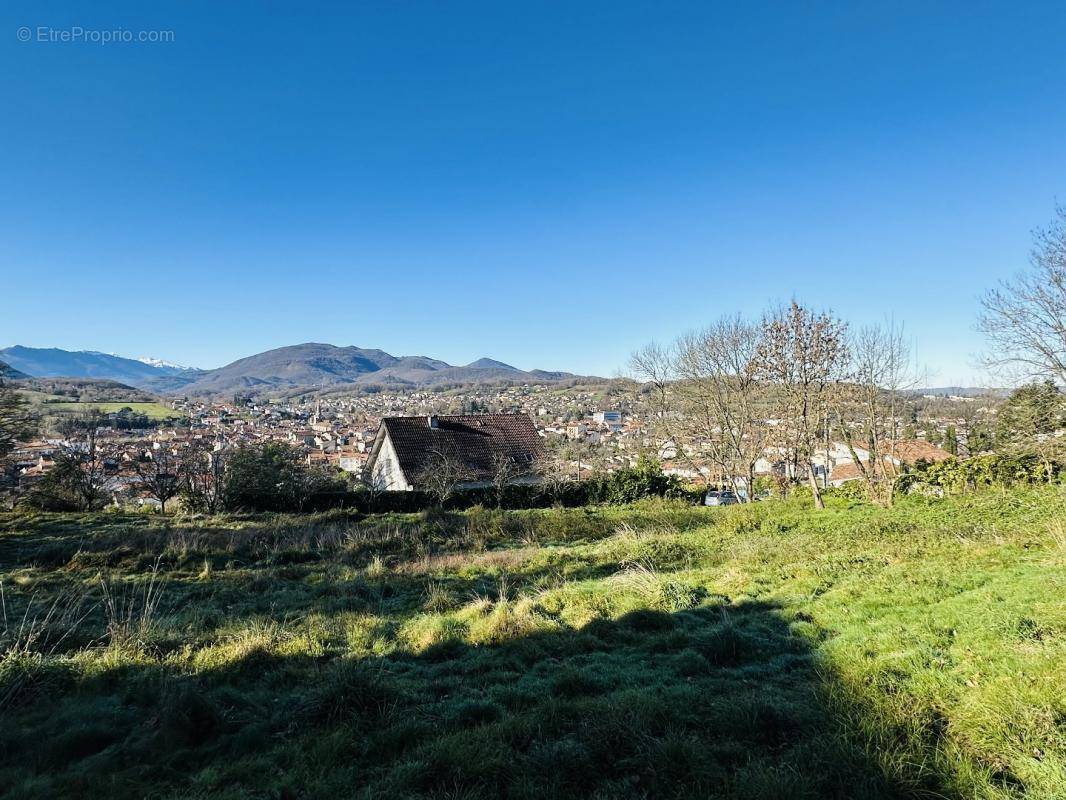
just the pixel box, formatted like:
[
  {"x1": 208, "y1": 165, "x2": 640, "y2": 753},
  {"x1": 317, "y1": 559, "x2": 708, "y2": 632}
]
[{"x1": 2, "y1": 349, "x2": 999, "y2": 509}]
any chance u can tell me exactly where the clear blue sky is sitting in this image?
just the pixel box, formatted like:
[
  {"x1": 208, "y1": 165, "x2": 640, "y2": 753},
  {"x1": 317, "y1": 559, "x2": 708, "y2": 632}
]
[{"x1": 3, "y1": 2, "x2": 1065, "y2": 384}]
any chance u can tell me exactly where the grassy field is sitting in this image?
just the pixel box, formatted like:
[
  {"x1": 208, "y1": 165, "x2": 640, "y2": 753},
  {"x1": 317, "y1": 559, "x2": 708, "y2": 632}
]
[
  {"x1": 0, "y1": 489, "x2": 1063, "y2": 799},
  {"x1": 38, "y1": 401, "x2": 181, "y2": 420},
  {"x1": 15, "y1": 389, "x2": 69, "y2": 403}
]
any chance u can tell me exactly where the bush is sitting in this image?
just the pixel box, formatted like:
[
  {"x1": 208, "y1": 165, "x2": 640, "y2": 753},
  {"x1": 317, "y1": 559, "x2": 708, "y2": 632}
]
[
  {"x1": 584, "y1": 458, "x2": 685, "y2": 505},
  {"x1": 897, "y1": 453, "x2": 1062, "y2": 495},
  {"x1": 222, "y1": 443, "x2": 347, "y2": 512}
]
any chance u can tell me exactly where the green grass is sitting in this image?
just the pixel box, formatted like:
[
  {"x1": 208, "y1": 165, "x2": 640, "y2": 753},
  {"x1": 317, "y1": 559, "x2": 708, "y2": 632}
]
[
  {"x1": 0, "y1": 489, "x2": 1063, "y2": 799},
  {"x1": 39, "y1": 401, "x2": 180, "y2": 419}
]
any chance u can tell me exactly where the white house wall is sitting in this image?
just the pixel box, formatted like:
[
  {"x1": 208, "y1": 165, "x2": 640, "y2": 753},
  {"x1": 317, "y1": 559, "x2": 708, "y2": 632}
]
[{"x1": 371, "y1": 433, "x2": 411, "y2": 491}]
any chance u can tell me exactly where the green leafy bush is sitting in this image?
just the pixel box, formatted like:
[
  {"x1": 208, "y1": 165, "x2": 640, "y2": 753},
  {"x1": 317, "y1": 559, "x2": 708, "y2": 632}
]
[
  {"x1": 898, "y1": 453, "x2": 1062, "y2": 495},
  {"x1": 222, "y1": 442, "x2": 347, "y2": 512}
]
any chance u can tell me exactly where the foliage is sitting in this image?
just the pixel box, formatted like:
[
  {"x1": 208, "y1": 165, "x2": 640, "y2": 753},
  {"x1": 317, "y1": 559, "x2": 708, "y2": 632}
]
[
  {"x1": 583, "y1": 456, "x2": 686, "y2": 505},
  {"x1": 222, "y1": 442, "x2": 346, "y2": 512},
  {"x1": 899, "y1": 453, "x2": 1063, "y2": 494},
  {"x1": 19, "y1": 459, "x2": 86, "y2": 512},
  {"x1": 0, "y1": 380, "x2": 36, "y2": 462},
  {"x1": 967, "y1": 423, "x2": 996, "y2": 455},
  {"x1": 996, "y1": 381, "x2": 1065, "y2": 443},
  {"x1": 943, "y1": 425, "x2": 958, "y2": 455},
  {"x1": 348, "y1": 460, "x2": 688, "y2": 513}
]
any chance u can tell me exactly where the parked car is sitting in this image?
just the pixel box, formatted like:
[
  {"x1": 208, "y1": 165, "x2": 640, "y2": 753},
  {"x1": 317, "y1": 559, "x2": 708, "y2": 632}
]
[{"x1": 704, "y1": 489, "x2": 739, "y2": 507}]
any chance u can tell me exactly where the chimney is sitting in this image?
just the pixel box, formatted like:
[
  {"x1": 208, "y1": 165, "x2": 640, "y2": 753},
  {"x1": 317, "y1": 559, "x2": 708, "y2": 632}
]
[{"x1": 427, "y1": 415, "x2": 438, "y2": 429}]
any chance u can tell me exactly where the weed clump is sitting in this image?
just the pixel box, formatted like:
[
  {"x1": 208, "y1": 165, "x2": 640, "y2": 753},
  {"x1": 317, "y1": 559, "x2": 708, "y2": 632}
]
[{"x1": 301, "y1": 659, "x2": 399, "y2": 728}]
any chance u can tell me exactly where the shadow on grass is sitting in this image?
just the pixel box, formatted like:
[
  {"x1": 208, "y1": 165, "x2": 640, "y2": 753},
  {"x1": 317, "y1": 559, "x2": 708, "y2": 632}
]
[{"x1": 0, "y1": 599, "x2": 945, "y2": 800}]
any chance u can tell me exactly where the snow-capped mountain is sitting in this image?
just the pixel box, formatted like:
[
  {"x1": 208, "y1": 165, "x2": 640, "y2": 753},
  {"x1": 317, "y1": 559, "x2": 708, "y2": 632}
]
[
  {"x1": 136, "y1": 356, "x2": 196, "y2": 371},
  {"x1": 0, "y1": 346, "x2": 204, "y2": 391}
]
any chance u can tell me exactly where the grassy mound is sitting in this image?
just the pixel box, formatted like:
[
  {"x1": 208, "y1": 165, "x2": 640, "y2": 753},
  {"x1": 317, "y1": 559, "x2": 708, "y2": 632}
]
[{"x1": 0, "y1": 489, "x2": 1063, "y2": 798}]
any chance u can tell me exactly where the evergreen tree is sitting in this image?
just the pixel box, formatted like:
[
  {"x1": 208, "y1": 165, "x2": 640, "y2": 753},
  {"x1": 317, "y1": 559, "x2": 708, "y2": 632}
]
[
  {"x1": 944, "y1": 426, "x2": 958, "y2": 455},
  {"x1": 0, "y1": 379, "x2": 36, "y2": 461}
]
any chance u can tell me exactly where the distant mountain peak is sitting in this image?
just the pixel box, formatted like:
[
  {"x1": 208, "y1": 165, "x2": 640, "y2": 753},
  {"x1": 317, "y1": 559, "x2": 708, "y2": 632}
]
[
  {"x1": 466, "y1": 358, "x2": 519, "y2": 371},
  {"x1": 136, "y1": 356, "x2": 195, "y2": 371}
]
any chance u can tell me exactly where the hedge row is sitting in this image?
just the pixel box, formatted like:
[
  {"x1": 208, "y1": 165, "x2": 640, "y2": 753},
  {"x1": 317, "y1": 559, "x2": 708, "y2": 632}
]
[
  {"x1": 899, "y1": 453, "x2": 1063, "y2": 493},
  {"x1": 288, "y1": 464, "x2": 696, "y2": 514}
]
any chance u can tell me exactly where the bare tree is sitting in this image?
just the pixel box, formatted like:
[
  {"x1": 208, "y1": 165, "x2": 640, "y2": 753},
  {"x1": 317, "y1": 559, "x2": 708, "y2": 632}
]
[
  {"x1": 181, "y1": 439, "x2": 227, "y2": 513},
  {"x1": 629, "y1": 341, "x2": 696, "y2": 474},
  {"x1": 490, "y1": 451, "x2": 523, "y2": 508},
  {"x1": 415, "y1": 446, "x2": 473, "y2": 507},
  {"x1": 836, "y1": 322, "x2": 919, "y2": 504},
  {"x1": 754, "y1": 302, "x2": 849, "y2": 509},
  {"x1": 357, "y1": 467, "x2": 389, "y2": 512},
  {"x1": 628, "y1": 342, "x2": 676, "y2": 425},
  {"x1": 532, "y1": 447, "x2": 573, "y2": 501},
  {"x1": 131, "y1": 444, "x2": 181, "y2": 513},
  {"x1": 46, "y1": 412, "x2": 119, "y2": 510},
  {"x1": 671, "y1": 315, "x2": 767, "y2": 500},
  {"x1": 979, "y1": 206, "x2": 1066, "y2": 385}
]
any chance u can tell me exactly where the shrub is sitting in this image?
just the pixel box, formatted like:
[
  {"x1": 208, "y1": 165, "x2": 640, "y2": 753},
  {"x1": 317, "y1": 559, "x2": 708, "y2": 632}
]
[
  {"x1": 899, "y1": 453, "x2": 1063, "y2": 495},
  {"x1": 222, "y1": 443, "x2": 347, "y2": 512},
  {"x1": 584, "y1": 458, "x2": 684, "y2": 505}
]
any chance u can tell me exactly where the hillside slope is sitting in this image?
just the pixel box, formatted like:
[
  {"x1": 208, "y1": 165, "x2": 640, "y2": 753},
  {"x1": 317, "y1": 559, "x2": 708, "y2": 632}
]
[
  {"x1": 0, "y1": 360, "x2": 29, "y2": 380},
  {"x1": 14, "y1": 376, "x2": 156, "y2": 403},
  {"x1": 0, "y1": 490, "x2": 1062, "y2": 798}
]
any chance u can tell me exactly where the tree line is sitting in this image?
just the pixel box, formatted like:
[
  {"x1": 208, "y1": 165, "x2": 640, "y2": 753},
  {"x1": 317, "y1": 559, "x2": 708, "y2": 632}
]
[
  {"x1": 629, "y1": 206, "x2": 1066, "y2": 507},
  {"x1": 14, "y1": 418, "x2": 347, "y2": 514},
  {"x1": 630, "y1": 302, "x2": 916, "y2": 507}
]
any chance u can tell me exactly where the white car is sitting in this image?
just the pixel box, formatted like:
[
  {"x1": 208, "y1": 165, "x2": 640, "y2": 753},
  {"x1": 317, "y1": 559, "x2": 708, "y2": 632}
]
[{"x1": 704, "y1": 490, "x2": 740, "y2": 507}]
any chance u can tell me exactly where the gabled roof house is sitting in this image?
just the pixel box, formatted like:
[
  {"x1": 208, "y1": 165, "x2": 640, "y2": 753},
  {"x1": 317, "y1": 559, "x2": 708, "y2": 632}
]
[{"x1": 365, "y1": 413, "x2": 545, "y2": 491}]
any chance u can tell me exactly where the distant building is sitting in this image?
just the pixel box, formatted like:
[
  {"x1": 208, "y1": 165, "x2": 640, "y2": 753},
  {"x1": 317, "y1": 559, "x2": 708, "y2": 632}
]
[
  {"x1": 828, "y1": 440, "x2": 952, "y2": 486},
  {"x1": 365, "y1": 413, "x2": 545, "y2": 492},
  {"x1": 331, "y1": 447, "x2": 368, "y2": 473},
  {"x1": 565, "y1": 422, "x2": 587, "y2": 440},
  {"x1": 593, "y1": 410, "x2": 622, "y2": 424}
]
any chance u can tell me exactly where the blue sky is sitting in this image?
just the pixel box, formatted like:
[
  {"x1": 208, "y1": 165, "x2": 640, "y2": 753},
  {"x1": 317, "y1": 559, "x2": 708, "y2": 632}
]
[{"x1": 2, "y1": 1, "x2": 1065, "y2": 384}]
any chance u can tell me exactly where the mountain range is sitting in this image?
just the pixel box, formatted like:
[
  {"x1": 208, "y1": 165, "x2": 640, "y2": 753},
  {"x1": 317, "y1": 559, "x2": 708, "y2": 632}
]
[
  {"x1": 0, "y1": 346, "x2": 198, "y2": 389},
  {"x1": 0, "y1": 344, "x2": 583, "y2": 396}
]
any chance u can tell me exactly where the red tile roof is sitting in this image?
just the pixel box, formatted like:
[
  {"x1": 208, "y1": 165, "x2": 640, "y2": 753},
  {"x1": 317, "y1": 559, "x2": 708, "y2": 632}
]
[
  {"x1": 879, "y1": 439, "x2": 952, "y2": 463},
  {"x1": 829, "y1": 461, "x2": 868, "y2": 484}
]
